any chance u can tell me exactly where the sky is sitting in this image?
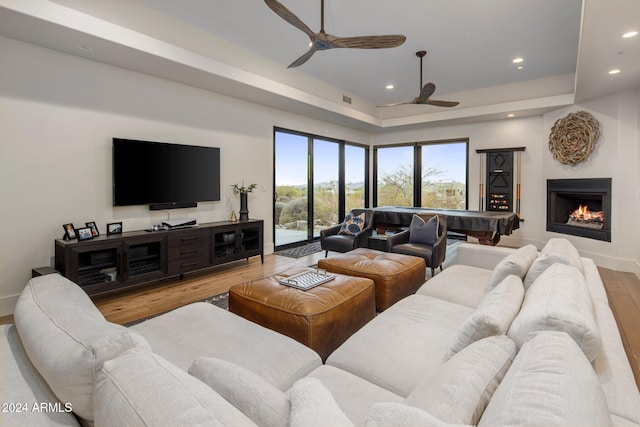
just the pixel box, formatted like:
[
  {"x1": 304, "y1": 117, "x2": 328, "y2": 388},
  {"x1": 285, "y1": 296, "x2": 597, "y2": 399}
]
[{"x1": 274, "y1": 131, "x2": 466, "y2": 186}]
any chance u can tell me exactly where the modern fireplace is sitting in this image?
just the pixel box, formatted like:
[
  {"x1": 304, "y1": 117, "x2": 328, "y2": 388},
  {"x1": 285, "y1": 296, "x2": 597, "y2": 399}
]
[{"x1": 547, "y1": 178, "x2": 611, "y2": 242}]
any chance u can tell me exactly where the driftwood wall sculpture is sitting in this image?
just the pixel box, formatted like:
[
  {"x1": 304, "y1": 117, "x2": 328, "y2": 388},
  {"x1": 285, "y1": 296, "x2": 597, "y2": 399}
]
[{"x1": 548, "y1": 111, "x2": 601, "y2": 165}]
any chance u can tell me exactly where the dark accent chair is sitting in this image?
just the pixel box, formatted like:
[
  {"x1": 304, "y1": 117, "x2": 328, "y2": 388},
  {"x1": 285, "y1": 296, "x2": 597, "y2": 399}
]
[
  {"x1": 320, "y1": 209, "x2": 374, "y2": 257},
  {"x1": 386, "y1": 214, "x2": 448, "y2": 276}
]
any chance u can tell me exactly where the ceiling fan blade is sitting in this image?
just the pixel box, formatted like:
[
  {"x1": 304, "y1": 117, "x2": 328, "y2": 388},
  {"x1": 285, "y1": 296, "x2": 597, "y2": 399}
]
[
  {"x1": 418, "y1": 83, "x2": 436, "y2": 102},
  {"x1": 264, "y1": 0, "x2": 315, "y2": 40},
  {"x1": 426, "y1": 99, "x2": 460, "y2": 107},
  {"x1": 328, "y1": 34, "x2": 406, "y2": 49},
  {"x1": 287, "y1": 48, "x2": 317, "y2": 68},
  {"x1": 377, "y1": 100, "x2": 417, "y2": 107}
]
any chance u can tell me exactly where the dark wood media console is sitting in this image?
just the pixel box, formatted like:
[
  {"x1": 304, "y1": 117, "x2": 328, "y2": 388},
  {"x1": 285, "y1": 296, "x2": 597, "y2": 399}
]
[{"x1": 55, "y1": 219, "x2": 263, "y2": 297}]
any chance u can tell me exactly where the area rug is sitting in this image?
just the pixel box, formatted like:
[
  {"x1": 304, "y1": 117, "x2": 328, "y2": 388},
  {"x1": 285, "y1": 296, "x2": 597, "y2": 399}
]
[
  {"x1": 124, "y1": 291, "x2": 229, "y2": 327},
  {"x1": 275, "y1": 241, "x2": 323, "y2": 258}
]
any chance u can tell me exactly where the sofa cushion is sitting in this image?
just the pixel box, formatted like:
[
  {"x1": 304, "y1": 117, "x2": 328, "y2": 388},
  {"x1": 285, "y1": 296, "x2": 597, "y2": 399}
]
[
  {"x1": 305, "y1": 365, "x2": 404, "y2": 427},
  {"x1": 326, "y1": 295, "x2": 473, "y2": 397},
  {"x1": 367, "y1": 403, "x2": 472, "y2": 427},
  {"x1": 189, "y1": 357, "x2": 289, "y2": 427},
  {"x1": 447, "y1": 275, "x2": 524, "y2": 357},
  {"x1": 417, "y1": 264, "x2": 493, "y2": 308},
  {"x1": 0, "y1": 324, "x2": 81, "y2": 427},
  {"x1": 405, "y1": 335, "x2": 515, "y2": 425},
  {"x1": 94, "y1": 350, "x2": 256, "y2": 427},
  {"x1": 524, "y1": 237, "x2": 583, "y2": 288},
  {"x1": 131, "y1": 302, "x2": 321, "y2": 390},
  {"x1": 339, "y1": 211, "x2": 366, "y2": 235},
  {"x1": 478, "y1": 331, "x2": 612, "y2": 427},
  {"x1": 289, "y1": 377, "x2": 354, "y2": 427},
  {"x1": 13, "y1": 275, "x2": 151, "y2": 424},
  {"x1": 508, "y1": 263, "x2": 601, "y2": 361},
  {"x1": 409, "y1": 214, "x2": 438, "y2": 245},
  {"x1": 486, "y1": 244, "x2": 537, "y2": 288}
]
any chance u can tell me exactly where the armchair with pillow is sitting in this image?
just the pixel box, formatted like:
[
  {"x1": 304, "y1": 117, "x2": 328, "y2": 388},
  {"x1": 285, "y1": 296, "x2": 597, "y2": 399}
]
[
  {"x1": 320, "y1": 209, "x2": 374, "y2": 257},
  {"x1": 386, "y1": 214, "x2": 448, "y2": 276}
]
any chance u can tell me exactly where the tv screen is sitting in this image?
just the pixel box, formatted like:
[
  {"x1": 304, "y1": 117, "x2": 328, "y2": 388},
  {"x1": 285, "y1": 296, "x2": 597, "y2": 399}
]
[{"x1": 113, "y1": 138, "x2": 220, "y2": 208}]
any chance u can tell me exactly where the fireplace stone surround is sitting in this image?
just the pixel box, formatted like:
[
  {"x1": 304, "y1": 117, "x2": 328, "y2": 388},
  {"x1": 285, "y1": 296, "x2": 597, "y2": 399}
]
[{"x1": 547, "y1": 178, "x2": 611, "y2": 242}]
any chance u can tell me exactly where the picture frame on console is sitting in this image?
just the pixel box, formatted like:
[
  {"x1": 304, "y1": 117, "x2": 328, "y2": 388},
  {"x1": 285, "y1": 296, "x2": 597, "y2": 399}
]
[
  {"x1": 106, "y1": 222, "x2": 122, "y2": 236},
  {"x1": 62, "y1": 223, "x2": 76, "y2": 240},
  {"x1": 76, "y1": 227, "x2": 93, "y2": 242},
  {"x1": 86, "y1": 221, "x2": 100, "y2": 237}
]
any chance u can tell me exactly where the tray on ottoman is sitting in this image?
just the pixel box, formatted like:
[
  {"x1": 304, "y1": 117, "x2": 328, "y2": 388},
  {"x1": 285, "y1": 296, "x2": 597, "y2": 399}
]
[
  {"x1": 318, "y1": 248, "x2": 426, "y2": 311},
  {"x1": 229, "y1": 267, "x2": 375, "y2": 361}
]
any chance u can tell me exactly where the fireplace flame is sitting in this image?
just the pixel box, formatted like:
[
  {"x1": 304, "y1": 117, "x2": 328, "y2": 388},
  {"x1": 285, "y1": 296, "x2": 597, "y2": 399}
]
[{"x1": 569, "y1": 204, "x2": 604, "y2": 222}]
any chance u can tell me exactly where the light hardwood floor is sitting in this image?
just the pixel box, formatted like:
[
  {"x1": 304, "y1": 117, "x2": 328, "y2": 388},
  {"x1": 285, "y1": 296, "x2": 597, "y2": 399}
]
[{"x1": 1, "y1": 243, "x2": 638, "y2": 390}]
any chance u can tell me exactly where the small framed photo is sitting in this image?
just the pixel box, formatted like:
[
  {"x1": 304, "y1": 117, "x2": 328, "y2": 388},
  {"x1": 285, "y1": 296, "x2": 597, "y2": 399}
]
[
  {"x1": 86, "y1": 221, "x2": 100, "y2": 237},
  {"x1": 76, "y1": 227, "x2": 94, "y2": 242},
  {"x1": 107, "y1": 222, "x2": 123, "y2": 236},
  {"x1": 62, "y1": 223, "x2": 76, "y2": 240}
]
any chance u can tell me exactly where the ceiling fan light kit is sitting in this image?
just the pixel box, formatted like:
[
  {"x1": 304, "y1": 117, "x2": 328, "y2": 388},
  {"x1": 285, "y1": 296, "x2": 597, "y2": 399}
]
[{"x1": 264, "y1": 0, "x2": 406, "y2": 68}]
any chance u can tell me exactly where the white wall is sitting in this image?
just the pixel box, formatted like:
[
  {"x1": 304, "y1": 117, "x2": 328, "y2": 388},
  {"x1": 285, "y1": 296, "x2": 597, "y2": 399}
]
[
  {"x1": 373, "y1": 90, "x2": 640, "y2": 273},
  {"x1": 542, "y1": 91, "x2": 640, "y2": 272},
  {"x1": 2, "y1": 35, "x2": 638, "y2": 316},
  {"x1": 637, "y1": 89, "x2": 640, "y2": 277},
  {"x1": 372, "y1": 116, "x2": 546, "y2": 249},
  {"x1": 0, "y1": 36, "x2": 370, "y2": 315}
]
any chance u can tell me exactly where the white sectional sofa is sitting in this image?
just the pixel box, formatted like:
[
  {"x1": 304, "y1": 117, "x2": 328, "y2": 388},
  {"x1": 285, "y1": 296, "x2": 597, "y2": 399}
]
[{"x1": 1, "y1": 239, "x2": 639, "y2": 426}]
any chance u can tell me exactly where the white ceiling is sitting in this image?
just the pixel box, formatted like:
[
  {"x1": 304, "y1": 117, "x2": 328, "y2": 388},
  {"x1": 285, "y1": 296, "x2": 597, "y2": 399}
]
[{"x1": 0, "y1": 0, "x2": 638, "y2": 131}]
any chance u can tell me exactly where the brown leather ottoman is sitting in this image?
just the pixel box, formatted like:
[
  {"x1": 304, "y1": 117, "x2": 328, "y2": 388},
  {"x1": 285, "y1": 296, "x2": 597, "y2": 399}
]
[
  {"x1": 228, "y1": 267, "x2": 375, "y2": 361},
  {"x1": 318, "y1": 248, "x2": 426, "y2": 311}
]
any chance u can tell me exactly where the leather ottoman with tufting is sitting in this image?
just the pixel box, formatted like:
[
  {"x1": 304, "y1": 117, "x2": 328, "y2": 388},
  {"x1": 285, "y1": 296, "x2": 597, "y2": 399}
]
[{"x1": 318, "y1": 248, "x2": 426, "y2": 311}]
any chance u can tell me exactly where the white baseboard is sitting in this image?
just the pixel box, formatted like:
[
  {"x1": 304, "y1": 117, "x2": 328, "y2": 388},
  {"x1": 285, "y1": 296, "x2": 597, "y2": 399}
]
[{"x1": 0, "y1": 294, "x2": 19, "y2": 318}]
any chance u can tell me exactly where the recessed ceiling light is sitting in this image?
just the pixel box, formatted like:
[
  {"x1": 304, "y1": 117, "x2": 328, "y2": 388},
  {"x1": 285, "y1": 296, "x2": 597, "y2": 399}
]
[
  {"x1": 622, "y1": 31, "x2": 638, "y2": 38},
  {"x1": 507, "y1": 114, "x2": 515, "y2": 118},
  {"x1": 608, "y1": 69, "x2": 621, "y2": 75},
  {"x1": 516, "y1": 66, "x2": 524, "y2": 70},
  {"x1": 386, "y1": 84, "x2": 394, "y2": 90},
  {"x1": 512, "y1": 57, "x2": 524, "y2": 64}
]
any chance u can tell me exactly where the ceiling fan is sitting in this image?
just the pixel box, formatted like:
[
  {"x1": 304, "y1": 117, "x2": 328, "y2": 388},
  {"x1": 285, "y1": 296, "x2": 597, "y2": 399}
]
[
  {"x1": 379, "y1": 51, "x2": 460, "y2": 107},
  {"x1": 264, "y1": 0, "x2": 406, "y2": 68}
]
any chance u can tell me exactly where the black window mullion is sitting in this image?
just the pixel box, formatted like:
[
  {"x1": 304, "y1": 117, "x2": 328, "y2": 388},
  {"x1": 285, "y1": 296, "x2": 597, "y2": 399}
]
[
  {"x1": 372, "y1": 148, "x2": 378, "y2": 207},
  {"x1": 338, "y1": 142, "x2": 346, "y2": 221},
  {"x1": 414, "y1": 144, "x2": 421, "y2": 207},
  {"x1": 308, "y1": 136, "x2": 314, "y2": 242},
  {"x1": 364, "y1": 146, "x2": 370, "y2": 208}
]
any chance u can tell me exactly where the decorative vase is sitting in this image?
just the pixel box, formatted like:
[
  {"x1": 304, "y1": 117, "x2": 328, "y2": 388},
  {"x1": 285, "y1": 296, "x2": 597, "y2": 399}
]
[{"x1": 239, "y1": 193, "x2": 249, "y2": 221}]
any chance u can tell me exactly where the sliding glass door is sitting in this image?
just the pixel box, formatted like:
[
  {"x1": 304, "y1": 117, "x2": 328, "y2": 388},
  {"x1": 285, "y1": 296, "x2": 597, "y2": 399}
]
[
  {"x1": 313, "y1": 139, "x2": 339, "y2": 238},
  {"x1": 274, "y1": 129, "x2": 369, "y2": 249},
  {"x1": 274, "y1": 132, "x2": 309, "y2": 247}
]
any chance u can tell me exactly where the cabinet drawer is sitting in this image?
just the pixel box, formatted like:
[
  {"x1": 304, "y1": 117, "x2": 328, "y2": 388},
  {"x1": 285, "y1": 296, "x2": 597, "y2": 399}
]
[
  {"x1": 168, "y1": 253, "x2": 210, "y2": 275},
  {"x1": 168, "y1": 231, "x2": 209, "y2": 248},
  {"x1": 168, "y1": 243, "x2": 210, "y2": 262}
]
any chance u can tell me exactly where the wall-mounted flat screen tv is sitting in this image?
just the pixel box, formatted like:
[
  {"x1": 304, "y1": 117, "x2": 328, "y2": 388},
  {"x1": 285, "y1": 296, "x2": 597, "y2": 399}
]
[{"x1": 113, "y1": 138, "x2": 220, "y2": 209}]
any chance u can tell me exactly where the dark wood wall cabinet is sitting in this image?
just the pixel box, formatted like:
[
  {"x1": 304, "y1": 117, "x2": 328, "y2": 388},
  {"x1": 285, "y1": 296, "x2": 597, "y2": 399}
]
[{"x1": 55, "y1": 220, "x2": 263, "y2": 297}]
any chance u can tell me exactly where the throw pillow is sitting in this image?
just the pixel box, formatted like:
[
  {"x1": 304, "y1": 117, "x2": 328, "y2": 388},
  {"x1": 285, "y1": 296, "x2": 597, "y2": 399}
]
[
  {"x1": 523, "y1": 237, "x2": 583, "y2": 288},
  {"x1": 409, "y1": 214, "x2": 439, "y2": 245},
  {"x1": 447, "y1": 275, "x2": 524, "y2": 358},
  {"x1": 189, "y1": 357, "x2": 290, "y2": 427},
  {"x1": 94, "y1": 350, "x2": 255, "y2": 426},
  {"x1": 486, "y1": 244, "x2": 538, "y2": 289},
  {"x1": 478, "y1": 331, "x2": 612, "y2": 427},
  {"x1": 13, "y1": 274, "x2": 152, "y2": 424},
  {"x1": 405, "y1": 335, "x2": 516, "y2": 426},
  {"x1": 338, "y1": 212, "x2": 366, "y2": 235},
  {"x1": 289, "y1": 377, "x2": 354, "y2": 427},
  {"x1": 508, "y1": 263, "x2": 601, "y2": 361},
  {"x1": 366, "y1": 402, "x2": 472, "y2": 427}
]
